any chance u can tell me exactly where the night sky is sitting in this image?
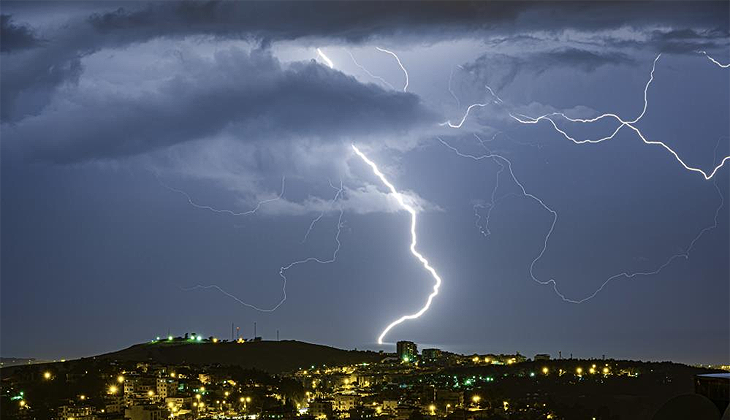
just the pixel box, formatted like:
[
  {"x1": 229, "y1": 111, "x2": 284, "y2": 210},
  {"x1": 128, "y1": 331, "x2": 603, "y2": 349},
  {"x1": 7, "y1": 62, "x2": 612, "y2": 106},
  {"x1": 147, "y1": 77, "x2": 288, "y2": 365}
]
[{"x1": 1, "y1": 1, "x2": 729, "y2": 365}]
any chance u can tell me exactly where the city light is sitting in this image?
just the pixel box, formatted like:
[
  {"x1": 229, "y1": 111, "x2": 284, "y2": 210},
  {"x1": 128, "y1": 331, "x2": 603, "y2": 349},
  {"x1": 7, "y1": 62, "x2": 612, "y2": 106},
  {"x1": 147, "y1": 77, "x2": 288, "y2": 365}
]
[
  {"x1": 576, "y1": 368, "x2": 583, "y2": 375},
  {"x1": 542, "y1": 367, "x2": 549, "y2": 374},
  {"x1": 43, "y1": 371, "x2": 51, "y2": 380},
  {"x1": 471, "y1": 395, "x2": 481, "y2": 404},
  {"x1": 109, "y1": 385, "x2": 118, "y2": 394},
  {"x1": 117, "y1": 375, "x2": 125, "y2": 383}
]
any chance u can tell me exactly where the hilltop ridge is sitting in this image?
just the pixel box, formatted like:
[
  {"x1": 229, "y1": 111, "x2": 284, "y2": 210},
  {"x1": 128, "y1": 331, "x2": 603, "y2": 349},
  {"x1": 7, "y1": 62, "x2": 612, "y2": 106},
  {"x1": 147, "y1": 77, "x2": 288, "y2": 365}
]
[{"x1": 96, "y1": 339, "x2": 385, "y2": 373}]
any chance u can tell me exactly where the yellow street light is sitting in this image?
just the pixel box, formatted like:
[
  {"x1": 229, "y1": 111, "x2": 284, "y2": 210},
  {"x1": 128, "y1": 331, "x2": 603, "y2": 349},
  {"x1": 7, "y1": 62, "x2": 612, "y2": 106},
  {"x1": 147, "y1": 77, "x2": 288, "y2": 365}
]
[
  {"x1": 576, "y1": 367, "x2": 583, "y2": 375},
  {"x1": 109, "y1": 385, "x2": 118, "y2": 394},
  {"x1": 542, "y1": 367, "x2": 549, "y2": 374},
  {"x1": 43, "y1": 371, "x2": 52, "y2": 380},
  {"x1": 117, "y1": 375, "x2": 125, "y2": 383},
  {"x1": 471, "y1": 395, "x2": 481, "y2": 404}
]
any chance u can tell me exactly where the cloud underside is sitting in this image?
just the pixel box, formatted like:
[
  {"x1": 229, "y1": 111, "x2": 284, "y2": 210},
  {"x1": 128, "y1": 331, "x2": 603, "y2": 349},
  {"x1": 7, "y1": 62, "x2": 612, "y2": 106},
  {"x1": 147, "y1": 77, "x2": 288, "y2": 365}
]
[
  {"x1": 0, "y1": 1, "x2": 727, "y2": 215},
  {"x1": 5, "y1": 48, "x2": 434, "y2": 163}
]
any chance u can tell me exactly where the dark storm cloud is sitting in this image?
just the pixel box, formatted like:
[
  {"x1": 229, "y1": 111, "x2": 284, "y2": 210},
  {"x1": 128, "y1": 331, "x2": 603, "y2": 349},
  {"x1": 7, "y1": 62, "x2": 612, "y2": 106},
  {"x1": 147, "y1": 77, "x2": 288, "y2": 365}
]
[
  {"x1": 635, "y1": 28, "x2": 728, "y2": 54},
  {"x1": 0, "y1": 14, "x2": 43, "y2": 52},
  {"x1": 462, "y1": 48, "x2": 636, "y2": 91},
  {"x1": 1, "y1": 1, "x2": 727, "y2": 122},
  {"x1": 4, "y1": 48, "x2": 435, "y2": 163},
  {"x1": 82, "y1": 1, "x2": 728, "y2": 44}
]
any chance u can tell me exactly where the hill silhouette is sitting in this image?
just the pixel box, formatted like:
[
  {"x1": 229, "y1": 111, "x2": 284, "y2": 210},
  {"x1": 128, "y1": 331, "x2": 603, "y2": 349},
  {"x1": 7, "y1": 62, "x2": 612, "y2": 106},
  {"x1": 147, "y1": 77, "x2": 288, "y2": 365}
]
[{"x1": 97, "y1": 339, "x2": 385, "y2": 373}]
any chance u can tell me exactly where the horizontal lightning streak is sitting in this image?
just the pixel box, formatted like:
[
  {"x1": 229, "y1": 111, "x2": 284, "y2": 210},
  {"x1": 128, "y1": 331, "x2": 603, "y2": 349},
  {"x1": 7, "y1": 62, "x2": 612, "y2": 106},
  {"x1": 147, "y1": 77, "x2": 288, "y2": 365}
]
[
  {"x1": 302, "y1": 179, "x2": 345, "y2": 243},
  {"x1": 178, "y1": 179, "x2": 345, "y2": 312},
  {"x1": 376, "y1": 47, "x2": 409, "y2": 92},
  {"x1": 506, "y1": 54, "x2": 730, "y2": 180},
  {"x1": 698, "y1": 50, "x2": 730, "y2": 68},
  {"x1": 440, "y1": 85, "x2": 503, "y2": 128},
  {"x1": 159, "y1": 175, "x2": 286, "y2": 216},
  {"x1": 442, "y1": 54, "x2": 729, "y2": 180},
  {"x1": 351, "y1": 145, "x2": 442, "y2": 345},
  {"x1": 448, "y1": 66, "x2": 461, "y2": 108},
  {"x1": 440, "y1": 137, "x2": 725, "y2": 303},
  {"x1": 348, "y1": 51, "x2": 395, "y2": 90}
]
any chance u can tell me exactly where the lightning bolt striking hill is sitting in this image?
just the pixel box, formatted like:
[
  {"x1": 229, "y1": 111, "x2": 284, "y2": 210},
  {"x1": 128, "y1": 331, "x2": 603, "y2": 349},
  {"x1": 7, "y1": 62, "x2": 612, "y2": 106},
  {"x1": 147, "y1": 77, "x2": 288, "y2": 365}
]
[{"x1": 351, "y1": 144, "x2": 443, "y2": 345}]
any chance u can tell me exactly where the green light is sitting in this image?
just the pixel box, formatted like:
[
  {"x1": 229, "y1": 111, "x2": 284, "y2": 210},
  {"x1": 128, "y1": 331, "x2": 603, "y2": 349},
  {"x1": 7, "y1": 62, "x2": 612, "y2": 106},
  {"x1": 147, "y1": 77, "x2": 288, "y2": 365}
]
[{"x1": 168, "y1": 336, "x2": 173, "y2": 341}]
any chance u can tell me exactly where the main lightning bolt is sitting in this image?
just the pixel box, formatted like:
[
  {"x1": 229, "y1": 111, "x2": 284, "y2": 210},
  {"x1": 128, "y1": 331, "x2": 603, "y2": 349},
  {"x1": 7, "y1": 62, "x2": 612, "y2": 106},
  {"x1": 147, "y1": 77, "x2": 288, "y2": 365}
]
[{"x1": 351, "y1": 145, "x2": 442, "y2": 345}]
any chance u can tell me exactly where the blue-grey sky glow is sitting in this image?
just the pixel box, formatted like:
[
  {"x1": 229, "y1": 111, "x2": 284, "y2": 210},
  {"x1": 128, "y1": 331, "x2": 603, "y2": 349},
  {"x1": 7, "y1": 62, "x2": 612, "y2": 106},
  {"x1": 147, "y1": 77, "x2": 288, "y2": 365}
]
[{"x1": 1, "y1": 1, "x2": 729, "y2": 365}]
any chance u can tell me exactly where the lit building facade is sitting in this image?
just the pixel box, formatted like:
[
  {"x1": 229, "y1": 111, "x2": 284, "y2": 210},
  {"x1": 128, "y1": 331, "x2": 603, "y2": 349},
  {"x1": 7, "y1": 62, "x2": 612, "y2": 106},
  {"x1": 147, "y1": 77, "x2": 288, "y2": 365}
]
[{"x1": 396, "y1": 341, "x2": 417, "y2": 362}]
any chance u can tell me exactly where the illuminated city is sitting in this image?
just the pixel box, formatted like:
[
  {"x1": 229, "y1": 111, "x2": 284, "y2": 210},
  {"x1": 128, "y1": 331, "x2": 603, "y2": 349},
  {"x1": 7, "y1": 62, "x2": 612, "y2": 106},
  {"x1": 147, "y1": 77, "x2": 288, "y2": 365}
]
[{"x1": 1, "y1": 1, "x2": 729, "y2": 420}]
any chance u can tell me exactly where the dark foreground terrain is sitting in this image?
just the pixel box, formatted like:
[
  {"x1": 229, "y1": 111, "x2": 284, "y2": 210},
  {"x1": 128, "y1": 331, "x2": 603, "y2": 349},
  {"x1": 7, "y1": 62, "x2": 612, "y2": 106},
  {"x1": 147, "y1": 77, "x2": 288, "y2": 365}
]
[{"x1": 1, "y1": 339, "x2": 726, "y2": 420}]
